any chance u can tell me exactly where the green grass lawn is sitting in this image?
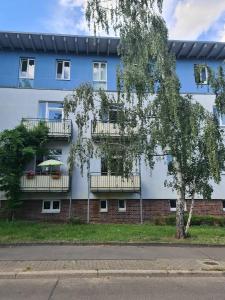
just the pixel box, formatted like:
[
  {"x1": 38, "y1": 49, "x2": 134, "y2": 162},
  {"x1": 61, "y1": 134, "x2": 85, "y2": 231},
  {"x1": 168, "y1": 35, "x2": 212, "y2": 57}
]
[{"x1": 0, "y1": 221, "x2": 225, "y2": 244}]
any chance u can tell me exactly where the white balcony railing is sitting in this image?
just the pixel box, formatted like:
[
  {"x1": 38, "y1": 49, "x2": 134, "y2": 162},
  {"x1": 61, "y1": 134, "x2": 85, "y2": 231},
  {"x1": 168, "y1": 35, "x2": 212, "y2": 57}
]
[
  {"x1": 20, "y1": 175, "x2": 70, "y2": 192},
  {"x1": 22, "y1": 118, "x2": 72, "y2": 139},
  {"x1": 92, "y1": 121, "x2": 137, "y2": 139},
  {"x1": 90, "y1": 173, "x2": 140, "y2": 192}
]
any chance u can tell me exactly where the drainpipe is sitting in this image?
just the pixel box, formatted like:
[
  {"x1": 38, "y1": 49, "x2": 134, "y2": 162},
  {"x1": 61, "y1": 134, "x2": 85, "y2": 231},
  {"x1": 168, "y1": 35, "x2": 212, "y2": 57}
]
[
  {"x1": 139, "y1": 158, "x2": 143, "y2": 224},
  {"x1": 68, "y1": 171, "x2": 72, "y2": 220},
  {"x1": 87, "y1": 156, "x2": 90, "y2": 224}
]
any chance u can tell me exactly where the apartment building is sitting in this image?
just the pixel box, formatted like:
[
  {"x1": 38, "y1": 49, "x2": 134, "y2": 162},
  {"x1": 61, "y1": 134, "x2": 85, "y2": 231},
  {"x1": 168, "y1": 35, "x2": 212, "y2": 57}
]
[{"x1": 0, "y1": 31, "x2": 225, "y2": 223}]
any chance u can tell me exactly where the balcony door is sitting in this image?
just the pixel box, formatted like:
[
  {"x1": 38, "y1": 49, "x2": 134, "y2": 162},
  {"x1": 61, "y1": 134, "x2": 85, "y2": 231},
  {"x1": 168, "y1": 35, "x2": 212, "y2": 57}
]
[{"x1": 101, "y1": 156, "x2": 124, "y2": 176}]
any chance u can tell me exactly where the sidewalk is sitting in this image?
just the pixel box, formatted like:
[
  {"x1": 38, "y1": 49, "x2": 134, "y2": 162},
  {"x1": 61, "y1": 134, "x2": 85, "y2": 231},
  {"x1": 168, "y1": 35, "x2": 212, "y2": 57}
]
[{"x1": 1, "y1": 245, "x2": 225, "y2": 279}]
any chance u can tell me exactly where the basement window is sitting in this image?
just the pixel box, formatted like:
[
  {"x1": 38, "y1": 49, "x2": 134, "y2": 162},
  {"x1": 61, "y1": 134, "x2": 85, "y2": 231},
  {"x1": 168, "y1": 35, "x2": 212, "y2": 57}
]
[
  {"x1": 42, "y1": 200, "x2": 61, "y2": 213},
  {"x1": 170, "y1": 200, "x2": 187, "y2": 212},
  {"x1": 118, "y1": 200, "x2": 126, "y2": 212},
  {"x1": 170, "y1": 200, "x2": 176, "y2": 212},
  {"x1": 223, "y1": 201, "x2": 225, "y2": 212},
  {"x1": 100, "y1": 200, "x2": 108, "y2": 213}
]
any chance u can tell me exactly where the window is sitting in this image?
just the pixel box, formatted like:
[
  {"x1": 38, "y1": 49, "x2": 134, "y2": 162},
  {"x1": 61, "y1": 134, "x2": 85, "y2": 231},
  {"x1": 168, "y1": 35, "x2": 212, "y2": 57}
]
[
  {"x1": 20, "y1": 58, "x2": 35, "y2": 79},
  {"x1": 93, "y1": 62, "x2": 107, "y2": 90},
  {"x1": 223, "y1": 201, "x2": 225, "y2": 212},
  {"x1": 48, "y1": 149, "x2": 62, "y2": 161},
  {"x1": 170, "y1": 200, "x2": 176, "y2": 212},
  {"x1": 56, "y1": 60, "x2": 70, "y2": 80},
  {"x1": 42, "y1": 200, "x2": 60, "y2": 213},
  {"x1": 100, "y1": 104, "x2": 122, "y2": 123},
  {"x1": 100, "y1": 200, "x2": 108, "y2": 212},
  {"x1": 101, "y1": 156, "x2": 124, "y2": 176},
  {"x1": 213, "y1": 107, "x2": 225, "y2": 127},
  {"x1": 118, "y1": 200, "x2": 126, "y2": 212},
  {"x1": 194, "y1": 64, "x2": 208, "y2": 85},
  {"x1": 170, "y1": 200, "x2": 187, "y2": 212},
  {"x1": 165, "y1": 155, "x2": 173, "y2": 165},
  {"x1": 38, "y1": 102, "x2": 64, "y2": 120},
  {"x1": 36, "y1": 149, "x2": 62, "y2": 173}
]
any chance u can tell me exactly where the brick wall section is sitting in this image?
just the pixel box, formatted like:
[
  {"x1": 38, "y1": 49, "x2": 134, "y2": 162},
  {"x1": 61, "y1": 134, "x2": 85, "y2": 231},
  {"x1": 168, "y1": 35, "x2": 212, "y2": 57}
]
[{"x1": 0, "y1": 199, "x2": 224, "y2": 223}]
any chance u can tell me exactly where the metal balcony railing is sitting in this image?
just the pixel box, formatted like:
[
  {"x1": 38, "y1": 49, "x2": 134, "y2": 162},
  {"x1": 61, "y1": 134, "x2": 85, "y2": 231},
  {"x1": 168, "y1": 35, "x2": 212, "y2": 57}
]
[
  {"x1": 22, "y1": 118, "x2": 72, "y2": 140},
  {"x1": 91, "y1": 121, "x2": 137, "y2": 139},
  {"x1": 90, "y1": 173, "x2": 140, "y2": 192},
  {"x1": 20, "y1": 172, "x2": 70, "y2": 192}
]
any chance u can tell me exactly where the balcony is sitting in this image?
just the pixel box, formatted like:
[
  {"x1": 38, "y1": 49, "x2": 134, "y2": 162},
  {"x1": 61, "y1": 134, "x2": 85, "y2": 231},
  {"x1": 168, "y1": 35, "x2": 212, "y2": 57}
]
[
  {"x1": 22, "y1": 118, "x2": 72, "y2": 140},
  {"x1": 20, "y1": 173, "x2": 70, "y2": 192},
  {"x1": 91, "y1": 121, "x2": 137, "y2": 140},
  {"x1": 90, "y1": 173, "x2": 140, "y2": 192}
]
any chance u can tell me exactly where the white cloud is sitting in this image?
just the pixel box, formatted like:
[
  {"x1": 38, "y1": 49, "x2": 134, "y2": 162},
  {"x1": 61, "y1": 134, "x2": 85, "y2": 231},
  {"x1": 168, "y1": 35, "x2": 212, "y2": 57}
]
[
  {"x1": 217, "y1": 24, "x2": 225, "y2": 42},
  {"x1": 59, "y1": 0, "x2": 86, "y2": 7},
  {"x1": 168, "y1": 0, "x2": 225, "y2": 40},
  {"x1": 44, "y1": 0, "x2": 89, "y2": 34}
]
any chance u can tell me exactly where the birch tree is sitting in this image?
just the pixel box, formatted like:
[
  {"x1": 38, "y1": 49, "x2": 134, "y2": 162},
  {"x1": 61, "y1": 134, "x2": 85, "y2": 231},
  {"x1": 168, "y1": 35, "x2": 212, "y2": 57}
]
[{"x1": 64, "y1": 0, "x2": 225, "y2": 238}]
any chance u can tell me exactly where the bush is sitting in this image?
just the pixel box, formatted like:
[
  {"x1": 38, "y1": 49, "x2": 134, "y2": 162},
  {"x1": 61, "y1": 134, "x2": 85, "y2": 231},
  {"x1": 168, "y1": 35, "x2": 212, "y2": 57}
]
[
  {"x1": 68, "y1": 217, "x2": 83, "y2": 225},
  {"x1": 151, "y1": 215, "x2": 225, "y2": 227}
]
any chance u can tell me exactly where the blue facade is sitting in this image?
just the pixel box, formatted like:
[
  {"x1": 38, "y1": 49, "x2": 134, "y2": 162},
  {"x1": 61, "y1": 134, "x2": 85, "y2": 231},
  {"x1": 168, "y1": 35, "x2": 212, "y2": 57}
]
[{"x1": 0, "y1": 49, "x2": 223, "y2": 93}]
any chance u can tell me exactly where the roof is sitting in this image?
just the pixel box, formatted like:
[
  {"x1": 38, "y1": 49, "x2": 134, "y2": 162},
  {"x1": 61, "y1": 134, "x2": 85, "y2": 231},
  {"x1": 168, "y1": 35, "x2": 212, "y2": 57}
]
[{"x1": 0, "y1": 31, "x2": 225, "y2": 59}]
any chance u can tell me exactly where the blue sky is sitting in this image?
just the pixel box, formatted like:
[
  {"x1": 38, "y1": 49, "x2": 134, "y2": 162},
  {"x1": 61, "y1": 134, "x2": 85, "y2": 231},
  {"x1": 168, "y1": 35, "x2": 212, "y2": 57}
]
[{"x1": 1, "y1": 0, "x2": 225, "y2": 41}]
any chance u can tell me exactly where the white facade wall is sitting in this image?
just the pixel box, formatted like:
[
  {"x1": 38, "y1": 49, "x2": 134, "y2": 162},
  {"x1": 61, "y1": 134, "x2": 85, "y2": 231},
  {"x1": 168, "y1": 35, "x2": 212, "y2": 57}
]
[{"x1": 0, "y1": 88, "x2": 225, "y2": 201}]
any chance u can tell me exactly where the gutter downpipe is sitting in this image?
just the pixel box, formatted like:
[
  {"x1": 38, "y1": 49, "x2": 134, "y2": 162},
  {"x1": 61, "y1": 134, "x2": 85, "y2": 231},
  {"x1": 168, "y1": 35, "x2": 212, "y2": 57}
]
[{"x1": 139, "y1": 158, "x2": 143, "y2": 224}]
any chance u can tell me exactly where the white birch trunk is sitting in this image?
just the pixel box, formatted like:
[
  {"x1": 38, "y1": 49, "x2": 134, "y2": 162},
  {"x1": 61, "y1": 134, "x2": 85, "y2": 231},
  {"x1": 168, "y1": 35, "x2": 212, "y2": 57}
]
[
  {"x1": 185, "y1": 193, "x2": 195, "y2": 236},
  {"x1": 174, "y1": 158, "x2": 185, "y2": 239}
]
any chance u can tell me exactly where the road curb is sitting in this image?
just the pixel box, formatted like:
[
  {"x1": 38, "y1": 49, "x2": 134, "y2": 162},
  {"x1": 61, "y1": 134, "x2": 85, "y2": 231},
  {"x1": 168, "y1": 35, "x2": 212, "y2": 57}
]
[
  {"x1": 1, "y1": 242, "x2": 225, "y2": 248},
  {"x1": 0, "y1": 270, "x2": 225, "y2": 279}
]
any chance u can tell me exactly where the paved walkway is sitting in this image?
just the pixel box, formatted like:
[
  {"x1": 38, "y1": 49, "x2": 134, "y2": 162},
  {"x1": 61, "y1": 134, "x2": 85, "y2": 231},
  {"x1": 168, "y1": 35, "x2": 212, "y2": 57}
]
[{"x1": 0, "y1": 245, "x2": 225, "y2": 278}]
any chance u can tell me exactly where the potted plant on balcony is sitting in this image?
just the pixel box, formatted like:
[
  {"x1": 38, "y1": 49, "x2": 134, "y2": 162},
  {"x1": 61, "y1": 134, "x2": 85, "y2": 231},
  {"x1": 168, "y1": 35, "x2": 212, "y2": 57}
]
[
  {"x1": 26, "y1": 170, "x2": 35, "y2": 179},
  {"x1": 51, "y1": 170, "x2": 61, "y2": 180}
]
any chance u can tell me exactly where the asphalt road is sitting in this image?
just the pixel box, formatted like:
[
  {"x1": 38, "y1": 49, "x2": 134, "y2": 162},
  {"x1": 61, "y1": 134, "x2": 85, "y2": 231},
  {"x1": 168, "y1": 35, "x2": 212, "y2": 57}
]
[
  {"x1": 0, "y1": 245, "x2": 225, "y2": 261},
  {"x1": 1, "y1": 277, "x2": 225, "y2": 300}
]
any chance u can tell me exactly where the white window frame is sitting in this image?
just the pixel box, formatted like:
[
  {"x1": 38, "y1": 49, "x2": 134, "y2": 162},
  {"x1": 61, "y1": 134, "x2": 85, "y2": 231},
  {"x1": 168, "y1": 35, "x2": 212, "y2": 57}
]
[
  {"x1": 170, "y1": 200, "x2": 187, "y2": 212},
  {"x1": 93, "y1": 62, "x2": 107, "y2": 90},
  {"x1": 118, "y1": 200, "x2": 126, "y2": 212},
  {"x1": 100, "y1": 200, "x2": 108, "y2": 213},
  {"x1": 19, "y1": 58, "x2": 35, "y2": 79},
  {"x1": 169, "y1": 200, "x2": 176, "y2": 212},
  {"x1": 56, "y1": 60, "x2": 71, "y2": 80},
  {"x1": 46, "y1": 102, "x2": 64, "y2": 120},
  {"x1": 42, "y1": 200, "x2": 61, "y2": 213},
  {"x1": 200, "y1": 65, "x2": 208, "y2": 85}
]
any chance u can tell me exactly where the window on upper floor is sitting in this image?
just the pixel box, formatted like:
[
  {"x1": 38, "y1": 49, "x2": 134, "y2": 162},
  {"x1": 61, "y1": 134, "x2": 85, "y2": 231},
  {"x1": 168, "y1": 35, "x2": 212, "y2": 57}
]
[
  {"x1": 100, "y1": 104, "x2": 123, "y2": 123},
  {"x1": 38, "y1": 102, "x2": 64, "y2": 121},
  {"x1": 213, "y1": 107, "x2": 225, "y2": 126},
  {"x1": 101, "y1": 155, "x2": 124, "y2": 176},
  {"x1": 56, "y1": 60, "x2": 70, "y2": 80},
  {"x1": 93, "y1": 62, "x2": 107, "y2": 90},
  {"x1": 19, "y1": 58, "x2": 35, "y2": 79},
  {"x1": 194, "y1": 64, "x2": 208, "y2": 85}
]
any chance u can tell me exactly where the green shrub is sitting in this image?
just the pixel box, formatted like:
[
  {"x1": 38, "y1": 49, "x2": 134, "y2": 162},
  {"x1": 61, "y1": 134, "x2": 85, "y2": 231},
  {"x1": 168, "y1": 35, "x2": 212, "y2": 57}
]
[
  {"x1": 68, "y1": 217, "x2": 83, "y2": 225},
  {"x1": 152, "y1": 215, "x2": 225, "y2": 227}
]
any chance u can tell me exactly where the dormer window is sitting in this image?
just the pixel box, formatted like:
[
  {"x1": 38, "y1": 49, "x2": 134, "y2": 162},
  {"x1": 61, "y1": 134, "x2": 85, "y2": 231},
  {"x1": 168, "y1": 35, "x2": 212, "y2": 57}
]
[
  {"x1": 19, "y1": 58, "x2": 35, "y2": 79},
  {"x1": 56, "y1": 60, "x2": 70, "y2": 80},
  {"x1": 194, "y1": 64, "x2": 208, "y2": 85}
]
